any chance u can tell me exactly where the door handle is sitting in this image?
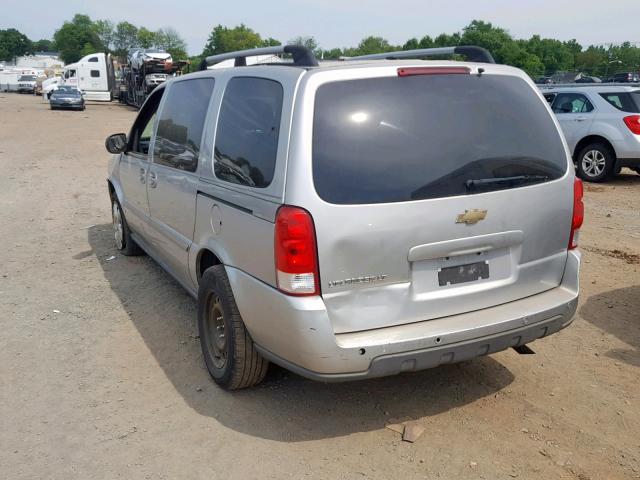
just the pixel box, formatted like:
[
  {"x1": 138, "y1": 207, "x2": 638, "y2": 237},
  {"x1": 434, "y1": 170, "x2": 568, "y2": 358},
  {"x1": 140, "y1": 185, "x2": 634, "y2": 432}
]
[
  {"x1": 148, "y1": 172, "x2": 158, "y2": 189},
  {"x1": 575, "y1": 116, "x2": 588, "y2": 122},
  {"x1": 139, "y1": 168, "x2": 146, "y2": 183}
]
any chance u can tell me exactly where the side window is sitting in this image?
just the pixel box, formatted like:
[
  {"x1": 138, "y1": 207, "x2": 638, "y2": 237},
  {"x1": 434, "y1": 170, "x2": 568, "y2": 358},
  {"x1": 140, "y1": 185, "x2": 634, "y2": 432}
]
[
  {"x1": 153, "y1": 78, "x2": 215, "y2": 173},
  {"x1": 552, "y1": 93, "x2": 594, "y2": 114},
  {"x1": 599, "y1": 93, "x2": 640, "y2": 113},
  {"x1": 543, "y1": 93, "x2": 556, "y2": 104},
  {"x1": 88, "y1": 57, "x2": 98, "y2": 62},
  {"x1": 128, "y1": 89, "x2": 164, "y2": 156},
  {"x1": 214, "y1": 77, "x2": 283, "y2": 188},
  {"x1": 90, "y1": 70, "x2": 100, "y2": 78}
]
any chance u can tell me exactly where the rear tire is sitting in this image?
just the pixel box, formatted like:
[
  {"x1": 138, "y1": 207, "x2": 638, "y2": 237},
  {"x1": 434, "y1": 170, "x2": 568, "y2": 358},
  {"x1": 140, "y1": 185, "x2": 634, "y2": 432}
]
[
  {"x1": 111, "y1": 196, "x2": 144, "y2": 256},
  {"x1": 576, "y1": 143, "x2": 615, "y2": 182},
  {"x1": 197, "y1": 265, "x2": 269, "y2": 390}
]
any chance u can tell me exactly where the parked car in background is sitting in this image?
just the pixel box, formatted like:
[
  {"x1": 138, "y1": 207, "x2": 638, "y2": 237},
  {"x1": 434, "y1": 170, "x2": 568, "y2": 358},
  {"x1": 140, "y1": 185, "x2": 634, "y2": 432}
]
[
  {"x1": 17, "y1": 74, "x2": 37, "y2": 93},
  {"x1": 575, "y1": 75, "x2": 601, "y2": 83},
  {"x1": 542, "y1": 85, "x2": 640, "y2": 181},
  {"x1": 534, "y1": 76, "x2": 553, "y2": 85},
  {"x1": 606, "y1": 72, "x2": 640, "y2": 83},
  {"x1": 105, "y1": 45, "x2": 582, "y2": 390},
  {"x1": 49, "y1": 86, "x2": 85, "y2": 110}
]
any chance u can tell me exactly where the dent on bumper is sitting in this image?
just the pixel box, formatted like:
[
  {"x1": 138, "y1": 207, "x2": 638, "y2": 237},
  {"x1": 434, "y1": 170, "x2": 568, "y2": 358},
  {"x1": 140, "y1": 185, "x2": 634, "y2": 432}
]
[{"x1": 227, "y1": 250, "x2": 580, "y2": 381}]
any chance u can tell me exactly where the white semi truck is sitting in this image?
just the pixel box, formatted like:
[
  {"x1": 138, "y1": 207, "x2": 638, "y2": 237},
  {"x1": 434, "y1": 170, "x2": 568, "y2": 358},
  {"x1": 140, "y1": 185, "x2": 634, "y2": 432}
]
[{"x1": 60, "y1": 52, "x2": 116, "y2": 101}]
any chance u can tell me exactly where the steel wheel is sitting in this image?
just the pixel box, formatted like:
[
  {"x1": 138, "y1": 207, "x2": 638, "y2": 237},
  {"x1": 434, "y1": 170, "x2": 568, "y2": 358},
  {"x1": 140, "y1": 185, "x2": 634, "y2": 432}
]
[
  {"x1": 112, "y1": 201, "x2": 124, "y2": 250},
  {"x1": 206, "y1": 294, "x2": 227, "y2": 370},
  {"x1": 581, "y1": 149, "x2": 606, "y2": 178}
]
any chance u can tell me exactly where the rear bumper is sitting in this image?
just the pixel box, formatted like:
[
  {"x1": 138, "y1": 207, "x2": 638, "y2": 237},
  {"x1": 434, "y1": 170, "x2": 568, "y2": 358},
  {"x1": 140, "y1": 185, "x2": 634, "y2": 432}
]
[{"x1": 228, "y1": 250, "x2": 580, "y2": 381}]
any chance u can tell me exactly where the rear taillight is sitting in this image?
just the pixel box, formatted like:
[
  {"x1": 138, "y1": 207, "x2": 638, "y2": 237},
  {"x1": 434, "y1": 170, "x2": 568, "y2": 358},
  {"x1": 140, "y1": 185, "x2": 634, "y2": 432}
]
[
  {"x1": 569, "y1": 178, "x2": 584, "y2": 250},
  {"x1": 275, "y1": 206, "x2": 319, "y2": 296},
  {"x1": 623, "y1": 115, "x2": 640, "y2": 135},
  {"x1": 397, "y1": 67, "x2": 471, "y2": 77}
]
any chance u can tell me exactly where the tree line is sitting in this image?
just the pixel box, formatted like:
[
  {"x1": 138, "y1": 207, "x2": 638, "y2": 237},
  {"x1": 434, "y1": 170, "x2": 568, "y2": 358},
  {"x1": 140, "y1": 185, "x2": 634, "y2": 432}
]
[
  {"x1": 0, "y1": 14, "x2": 188, "y2": 65},
  {"x1": 1, "y1": 16, "x2": 639, "y2": 78}
]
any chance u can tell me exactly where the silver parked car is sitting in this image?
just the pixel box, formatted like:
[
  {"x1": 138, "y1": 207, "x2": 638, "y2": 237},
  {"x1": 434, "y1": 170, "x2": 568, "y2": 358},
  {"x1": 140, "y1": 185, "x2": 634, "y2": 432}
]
[
  {"x1": 541, "y1": 84, "x2": 640, "y2": 181},
  {"x1": 105, "y1": 45, "x2": 583, "y2": 390},
  {"x1": 49, "y1": 86, "x2": 85, "y2": 110}
]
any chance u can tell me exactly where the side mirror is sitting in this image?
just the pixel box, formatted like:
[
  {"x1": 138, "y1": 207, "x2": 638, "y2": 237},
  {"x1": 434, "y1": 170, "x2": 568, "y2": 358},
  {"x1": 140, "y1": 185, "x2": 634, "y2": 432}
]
[{"x1": 105, "y1": 133, "x2": 127, "y2": 154}]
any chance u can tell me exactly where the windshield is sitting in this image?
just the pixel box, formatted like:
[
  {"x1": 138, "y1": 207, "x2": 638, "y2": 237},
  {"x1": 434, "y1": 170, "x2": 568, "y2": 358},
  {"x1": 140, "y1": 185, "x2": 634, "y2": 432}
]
[
  {"x1": 19, "y1": 75, "x2": 36, "y2": 81},
  {"x1": 54, "y1": 87, "x2": 80, "y2": 95},
  {"x1": 312, "y1": 74, "x2": 567, "y2": 204}
]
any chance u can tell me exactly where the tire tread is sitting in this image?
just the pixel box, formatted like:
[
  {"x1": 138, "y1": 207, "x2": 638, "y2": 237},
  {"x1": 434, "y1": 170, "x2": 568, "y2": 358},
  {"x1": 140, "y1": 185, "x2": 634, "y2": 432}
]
[{"x1": 199, "y1": 265, "x2": 268, "y2": 390}]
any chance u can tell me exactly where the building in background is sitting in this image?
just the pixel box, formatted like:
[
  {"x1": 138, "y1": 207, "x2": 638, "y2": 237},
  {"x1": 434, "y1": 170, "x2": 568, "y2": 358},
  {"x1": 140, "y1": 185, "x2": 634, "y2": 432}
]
[{"x1": 14, "y1": 52, "x2": 63, "y2": 69}]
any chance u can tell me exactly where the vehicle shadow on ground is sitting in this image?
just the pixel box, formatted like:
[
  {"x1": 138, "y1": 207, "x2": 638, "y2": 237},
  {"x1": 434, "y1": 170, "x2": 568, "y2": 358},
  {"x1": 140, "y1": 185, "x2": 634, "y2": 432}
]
[
  {"x1": 583, "y1": 170, "x2": 640, "y2": 191},
  {"x1": 580, "y1": 286, "x2": 640, "y2": 368},
  {"x1": 89, "y1": 224, "x2": 515, "y2": 442}
]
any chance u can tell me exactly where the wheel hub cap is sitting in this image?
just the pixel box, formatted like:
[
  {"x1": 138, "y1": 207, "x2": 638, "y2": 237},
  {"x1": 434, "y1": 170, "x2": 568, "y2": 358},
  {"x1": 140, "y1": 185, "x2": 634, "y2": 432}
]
[
  {"x1": 112, "y1": 202, "x2": 124, "y2": 249},
  {"x1": 207, "y1": 296, "x2": 227, "y2": 369},
  {"x1": 582, "y1": 150, "x2": 606, "y2": 177}
]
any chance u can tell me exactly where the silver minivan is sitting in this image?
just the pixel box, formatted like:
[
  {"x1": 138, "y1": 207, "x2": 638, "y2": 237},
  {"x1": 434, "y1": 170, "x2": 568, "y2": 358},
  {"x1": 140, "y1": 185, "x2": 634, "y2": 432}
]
[{"x1": 106, "y1": 45, "x2": 583, "y2": 390}]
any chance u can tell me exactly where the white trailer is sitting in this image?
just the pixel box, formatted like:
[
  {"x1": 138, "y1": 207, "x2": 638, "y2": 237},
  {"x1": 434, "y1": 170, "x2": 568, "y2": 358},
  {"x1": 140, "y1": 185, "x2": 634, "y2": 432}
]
[{"x1": 60, "y1": 52, "x2": 115, "y2": 101}]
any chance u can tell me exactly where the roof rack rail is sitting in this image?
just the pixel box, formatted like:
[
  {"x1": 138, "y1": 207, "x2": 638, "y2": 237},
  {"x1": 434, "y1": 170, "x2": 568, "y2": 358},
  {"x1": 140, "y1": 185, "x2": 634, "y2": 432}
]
[
  {"x1": 346, "y1": 46, "x2": 495, "y2": 64},
  {"x1": 202, "y1": 45, "x2": 319, "y2": 69},
  {"x1": 538, "y1": 82, "x2": 640, "y2": 89}
]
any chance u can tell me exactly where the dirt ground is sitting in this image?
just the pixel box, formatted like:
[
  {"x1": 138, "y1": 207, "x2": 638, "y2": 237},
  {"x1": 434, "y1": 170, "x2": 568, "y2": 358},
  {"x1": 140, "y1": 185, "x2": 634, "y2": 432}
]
[{"x1": 0, "y1": 92, "x2": 638, "y2": 480}]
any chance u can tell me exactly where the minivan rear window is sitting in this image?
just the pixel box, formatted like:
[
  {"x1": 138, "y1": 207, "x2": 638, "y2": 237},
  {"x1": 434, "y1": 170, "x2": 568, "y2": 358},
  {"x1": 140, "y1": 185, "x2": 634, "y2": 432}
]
[
  {"x1": 313, "y1": 74, "x2": 567, "y2": 204},
  {"x1": 599, "y1": 92, "x2": 640, "y2": 113}
]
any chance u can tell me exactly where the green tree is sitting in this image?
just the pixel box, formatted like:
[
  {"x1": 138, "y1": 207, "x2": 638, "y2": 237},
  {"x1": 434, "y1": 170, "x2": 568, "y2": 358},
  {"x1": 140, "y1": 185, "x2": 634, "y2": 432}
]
[
  {"x1": 418, "y1": 35, "x2": 435, "y2": 49},
  {"x1": 289, "y1": 36, "x2": 318, "y2": 51},
  {"x1": 154, "y1": 28, "x2": 188, "y2": 59},
  {"x1": 80, "y1": 42, "x2": 98, "y2": 57},
  {"x1": 0, "y1": 28, "x2": 33, "y2": 61},
  {"x1": 433, "y1": 33, "x2": 461, "y2": 47},
  {"x1": 53, "y1": 14, "x2": 102, "y2": 63},
  {"x1": 576, "y1": 45, "x2": 607, "y2": 76},
  {"x1": 137, "y1": 27, "x2": 157, "y2": 49},
  {"x1": 201, "y1": 24, "x2": 264, "y2": 56},
  {"x1": 113, "y1": 21, "x2": 138, "y2": 59},
  {"x1": 402, "y1": 38, "x2": 419, "y2": 50},
  {"x1": 323, "y1": 48, "x2": 343, "y2": 59},
  {"x1": 33, "y1": 39, "x2": 54, "y2": 52},
  {"x1": 93, "y1": 20, "x2": 114, "y2": 52},
  {"x1": 261, "y1": 37, "x2": 281, "y2": 47},
  {"x1": 460, "y1": 20, "x2": 511, "y2": 58},
  {"x1": 346, "y1": 36, "x2": 394, "y2": 56},
  {"x1": 525, "y1": 35, "x2": 575, "y2": 74}
]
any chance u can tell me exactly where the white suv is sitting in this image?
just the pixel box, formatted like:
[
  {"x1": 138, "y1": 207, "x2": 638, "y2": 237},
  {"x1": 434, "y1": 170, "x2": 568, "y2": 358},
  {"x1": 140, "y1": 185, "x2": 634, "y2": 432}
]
[{"x1": 542, "y1": 85, "x2": 640, "y2": 182}]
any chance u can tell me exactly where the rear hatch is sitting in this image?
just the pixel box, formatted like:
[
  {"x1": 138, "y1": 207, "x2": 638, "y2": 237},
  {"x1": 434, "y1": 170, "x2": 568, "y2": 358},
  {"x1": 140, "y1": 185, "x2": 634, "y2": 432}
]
[{"x1": 294, "y1": 67, "x2": 573, "y2": 334}]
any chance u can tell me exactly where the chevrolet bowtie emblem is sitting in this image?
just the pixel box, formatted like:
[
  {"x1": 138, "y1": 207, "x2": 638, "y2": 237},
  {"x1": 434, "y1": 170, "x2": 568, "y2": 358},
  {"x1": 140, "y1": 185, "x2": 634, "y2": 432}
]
[{"x1": 456, "y1": 209, "x2": 488, "y2": 225}]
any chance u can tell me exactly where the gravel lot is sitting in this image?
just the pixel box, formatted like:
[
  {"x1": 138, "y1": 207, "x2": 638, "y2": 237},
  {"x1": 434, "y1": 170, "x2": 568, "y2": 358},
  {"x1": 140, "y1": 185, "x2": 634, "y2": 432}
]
[{"x1": 1, "y1": 93, "x2": 638, "y2": 480}]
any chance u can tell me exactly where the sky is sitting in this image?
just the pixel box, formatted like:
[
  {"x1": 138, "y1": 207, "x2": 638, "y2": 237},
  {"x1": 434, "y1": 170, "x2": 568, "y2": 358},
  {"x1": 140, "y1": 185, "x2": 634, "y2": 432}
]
[{"x1": 2, "y1": 0, "x2": 639, "y2": 55}]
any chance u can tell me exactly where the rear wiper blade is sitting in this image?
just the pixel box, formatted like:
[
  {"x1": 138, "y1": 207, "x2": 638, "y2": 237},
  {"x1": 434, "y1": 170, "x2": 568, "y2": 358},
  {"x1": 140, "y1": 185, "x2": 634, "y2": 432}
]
[{"x1": 465, "y1": 175, "x2": 550, "y2": 190}]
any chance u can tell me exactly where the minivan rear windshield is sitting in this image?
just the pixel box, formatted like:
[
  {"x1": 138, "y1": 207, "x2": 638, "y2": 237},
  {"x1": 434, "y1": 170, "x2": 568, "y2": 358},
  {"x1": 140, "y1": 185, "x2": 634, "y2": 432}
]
[{"x1": 312, "y1": 74, "x2": 567, "y2": 204}]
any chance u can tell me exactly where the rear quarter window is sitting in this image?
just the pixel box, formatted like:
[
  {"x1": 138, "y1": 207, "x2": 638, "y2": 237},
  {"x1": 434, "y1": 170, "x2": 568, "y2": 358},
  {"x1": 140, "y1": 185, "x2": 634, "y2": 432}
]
[
  {"x1": 313, "y1": 74, "x2": 567, "y2": 205},
  {"x1": 214, "y1": 77, "x2": 283, "y2": 188},
  {"x1": 599, "y1": 92, "x2": 640, "y2": 113}
]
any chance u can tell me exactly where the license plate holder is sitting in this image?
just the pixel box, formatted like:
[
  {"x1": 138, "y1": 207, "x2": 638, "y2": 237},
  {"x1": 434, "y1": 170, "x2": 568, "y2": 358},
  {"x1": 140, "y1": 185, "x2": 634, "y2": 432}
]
[{"x1": 438, "y1": 261, "x2": 489, "y2": 286}]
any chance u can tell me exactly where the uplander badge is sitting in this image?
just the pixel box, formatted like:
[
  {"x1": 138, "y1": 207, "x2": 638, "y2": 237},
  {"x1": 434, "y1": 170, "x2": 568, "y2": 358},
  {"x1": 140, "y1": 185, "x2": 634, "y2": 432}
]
[{"x1": 328, "y1": 275, "x2": 387, "y2": 288}]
